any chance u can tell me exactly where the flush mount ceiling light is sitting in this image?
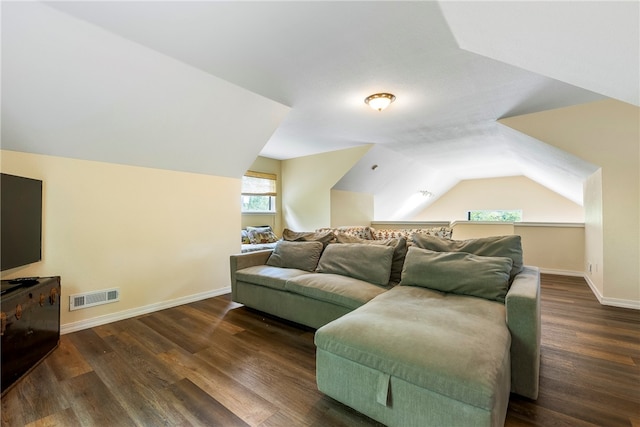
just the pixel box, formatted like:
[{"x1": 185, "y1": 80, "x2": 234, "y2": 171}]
[{"x1": 364, "y1": 93, "x2": 396, "y2": 112}]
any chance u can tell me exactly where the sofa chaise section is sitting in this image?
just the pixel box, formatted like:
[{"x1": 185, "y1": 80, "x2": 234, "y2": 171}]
[
  {"x1": 315, "y1": 285, "x2": 512, "y2": 427},
  {"x1": 314, "y1": 238, "x2": 541, "y2": 427}
]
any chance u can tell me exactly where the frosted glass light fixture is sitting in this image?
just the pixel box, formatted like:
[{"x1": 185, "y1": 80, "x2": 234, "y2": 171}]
[{"x1": 364, "y1": 93, "x2": 396, "y2": 111}]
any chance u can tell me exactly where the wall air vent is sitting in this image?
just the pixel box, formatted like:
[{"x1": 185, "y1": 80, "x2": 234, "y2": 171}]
[{"x1": 69, "y1": 288, "x2": 120, "y2": 311}]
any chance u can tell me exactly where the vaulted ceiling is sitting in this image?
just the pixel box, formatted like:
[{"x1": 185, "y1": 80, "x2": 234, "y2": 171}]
[{"x1": 3, "y1": 2, "x2": 638, "y2": 220}]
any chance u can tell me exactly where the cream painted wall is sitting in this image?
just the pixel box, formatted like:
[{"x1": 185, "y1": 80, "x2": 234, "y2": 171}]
[
  {"x1": 584, "y1": 169, "x2": 604, "y2": 295},
  {"x1": 515, "y1": 224, "x2": 585, "y2": 274},
  {"x1": 414, "y1": 176, "x2": 585, "y2": 222},
  {"x1": 241, "y1": 156, "x2": 282, "y2": 235},
  {"x1": 450, "y1": 222, "x2": 514, "y2": 240},
  {"x1": 501, "y1": 99, "x2": 639, "y2": 306},
  {"x1": 281, "y1": 146, "x2": 371, "y2": 231},
  {"x1": 330, "y1": 189, "x2": 374, "y2": 227},
  {"x1": 1, "y1": 150, "x2": 240, "y2": 329}
]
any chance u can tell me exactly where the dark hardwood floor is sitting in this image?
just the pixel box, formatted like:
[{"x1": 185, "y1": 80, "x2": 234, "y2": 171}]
[{"x1": 2, "y1": 274, "x2": 639, "y2": 426}]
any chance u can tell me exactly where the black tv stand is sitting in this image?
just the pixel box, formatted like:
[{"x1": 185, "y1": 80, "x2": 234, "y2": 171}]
[{"x1": 1, "y1": 276, "x2": 61, "y2": 395}]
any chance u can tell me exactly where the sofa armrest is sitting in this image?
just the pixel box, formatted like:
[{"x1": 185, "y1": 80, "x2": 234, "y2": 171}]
[
  {"x1": 505, "y1": 266, "x2": 541, "y2": 399},
  {"x1": 230, "y1": 250, "x2": 273, "y2": 299}
]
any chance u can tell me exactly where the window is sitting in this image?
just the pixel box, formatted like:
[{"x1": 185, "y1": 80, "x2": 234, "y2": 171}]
[
  {"x1": 467, "y1": 210, "x2": 522, "y2": 222},
  {"x1": 242, "y1": 171, "x2": 277, "y2": 213}
]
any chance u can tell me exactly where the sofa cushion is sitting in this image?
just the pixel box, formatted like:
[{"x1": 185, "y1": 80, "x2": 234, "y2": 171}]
[
  {"x1": 266, "y1": 240, "x2": 324, "y2": 272},
  {"x1": 400, "y1": 247, "x2": 513, "y2": 303},
  {"x1": 335, "y1": 233, "x2": 407, "y2": 284},
  {"x1": 285, "y1": 273, "x2": 387, "y2": 310},
  {"x1": 412, "y1": 234, "x2": 523, "y2": 282},
  {"x1": 246, "y1": 226, "x2": 279, "y2": 244},
  {"x1": 282, "y1": 228, "x2": 335, "y2": 246},
  {"x1": 314, "y1": 285, "x2": 511, "y2": 411},
  {"x1": 235, "y1": 265, "x2": 309, "y2": 291},
  {"x1": 317, "y1": 243, "x2": 394, "y2": 287}
]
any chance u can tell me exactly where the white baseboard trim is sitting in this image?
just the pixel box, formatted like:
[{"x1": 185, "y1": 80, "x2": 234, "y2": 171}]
[
  {"x1": 61, "y1": 286, "x2": 231, "y2": 335},
  {"x1": 600, "y1": 296, "x2": 640, "y2": 310},
  {"x1": 583, "y1": 274, "x2": 604, "y2": 304},
  {"x1": 580, "y1": 274, "x2": 640, "y2": 310},
  {"x1": 585, "y1": 275, "x2": 640, "y2": 309}
]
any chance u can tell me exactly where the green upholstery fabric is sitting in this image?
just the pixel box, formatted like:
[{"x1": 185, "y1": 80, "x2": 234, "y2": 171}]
[
  {"x1": 316, "y1": 349, "x2": 509, "y2": 427},
  {"x1": 230, "y1": 250, "x2": 272, "y2": 301},
  {"x1": 400, "y1": 246, "x2": 513, "y2": 303},
  {"x1": 412, "y1": 234, "x2": 523, "y2": 281},
  {"x1": 234, "y1": 265, "x2": 308, "y2": 291},
  {"x1": 285, "y1": 273, "x2": 387, "y2": 310},
  {"x1": 315, "y1": 285, "x2": 510, "y2": 410},
  {"x1": 335, "y1": 233, "x2": 408, "y2": 284},
  {"x1": 506, "y1": 266, "x2": 541, "y2": 399},
  {"x1": 317, "y1": 243, "x2": 394, "y2": 286},
  {"x1": 234, "y1": 281, "x2": 353, "y2": 329},
  {"x1": 266, "y1": 240, "x2": 324, "y2": 272}
]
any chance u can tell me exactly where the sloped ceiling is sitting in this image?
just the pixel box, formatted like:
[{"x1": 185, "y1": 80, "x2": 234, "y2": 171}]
[
  {"x1": 439, "y1": 1, "x2": 639, "y2": 107},
  {"x1": 1, "y1": 2, "x2": 290, "y2": 178},
  {"x1": 3, "y1": 1, "x2": 636, "y2": 218}
]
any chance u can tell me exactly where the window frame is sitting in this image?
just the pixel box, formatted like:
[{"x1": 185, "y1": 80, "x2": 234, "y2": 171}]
[
  {"x1": 241, "y1": 171, "x2": 277, "y2": 214},
  {"x1": 467, "y1": 209, "x2": 523, "y2": 222}
]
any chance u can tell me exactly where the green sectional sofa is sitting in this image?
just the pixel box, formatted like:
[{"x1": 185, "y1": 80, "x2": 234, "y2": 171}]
[{"x1": 229, "y1": 232, "x2": 540, "y2": 427}]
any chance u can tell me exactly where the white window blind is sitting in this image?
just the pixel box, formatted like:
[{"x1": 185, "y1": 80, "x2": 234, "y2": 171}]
[
  {"x1": 242, "y1": 171, "x2": 277, "y2": 213},
  {"x1": 242, "y1": 171, "x2": 276, "y2": 196}
]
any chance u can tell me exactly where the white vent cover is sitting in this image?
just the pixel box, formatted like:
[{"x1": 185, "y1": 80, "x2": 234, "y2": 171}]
[{"x1": 69, "y1": 288, "x2": 120, "y2": 311}]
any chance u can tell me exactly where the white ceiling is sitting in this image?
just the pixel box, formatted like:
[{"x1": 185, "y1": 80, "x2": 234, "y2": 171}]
[
  {"x1": 4, "y1": 1, "x2": 638, "y2": 219},
  {"x1": 439, "y1": 1, "x2": 639, "y2": 107}
]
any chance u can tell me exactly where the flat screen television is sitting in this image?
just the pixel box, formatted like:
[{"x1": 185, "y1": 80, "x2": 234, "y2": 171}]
[{"x1": 1, "y1": 173, "x2": 43, "y2": 271}]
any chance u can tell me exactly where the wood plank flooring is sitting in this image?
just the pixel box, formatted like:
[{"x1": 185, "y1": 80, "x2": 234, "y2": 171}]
[{"x1": 2, "y1": 274, "x2": 639, "y2": 426}]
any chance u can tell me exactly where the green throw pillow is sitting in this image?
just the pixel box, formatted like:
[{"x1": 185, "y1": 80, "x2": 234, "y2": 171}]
[
  {"x1": 317, "y1": 243, "x2": 394, "y2": 287},
  {"x1": 400, "y1": 247, "x2": 513, "y2": 303},
  {"x1": 412, "y1": 234, "x2": 523, "y2": 282},
  {"x1": 266, "y1": 240, "x2": 324, "y2": 272},
  {"x1": 335, "y1": 232, "x2": 407, "y2": 284}
]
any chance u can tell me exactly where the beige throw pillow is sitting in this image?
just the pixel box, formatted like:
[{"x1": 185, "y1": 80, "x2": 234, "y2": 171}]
[{"x1": 246, "y1": 226, "x2": 279, "y2": 244}]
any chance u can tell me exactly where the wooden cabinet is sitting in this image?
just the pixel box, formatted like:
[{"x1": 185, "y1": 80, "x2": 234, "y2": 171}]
[{"x1": 1, "y1": 276, "x2": 61, "y2": 395}]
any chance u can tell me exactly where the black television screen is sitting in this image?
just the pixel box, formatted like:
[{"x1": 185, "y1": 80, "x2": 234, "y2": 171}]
[{"x1": 1, "y1": 173, "x2": 43, "y2": 271}]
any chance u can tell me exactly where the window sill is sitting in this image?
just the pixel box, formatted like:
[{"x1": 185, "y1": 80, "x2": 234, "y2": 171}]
[{"x1": 242, "y1": 211, "x2": 277, "y2": 215}]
